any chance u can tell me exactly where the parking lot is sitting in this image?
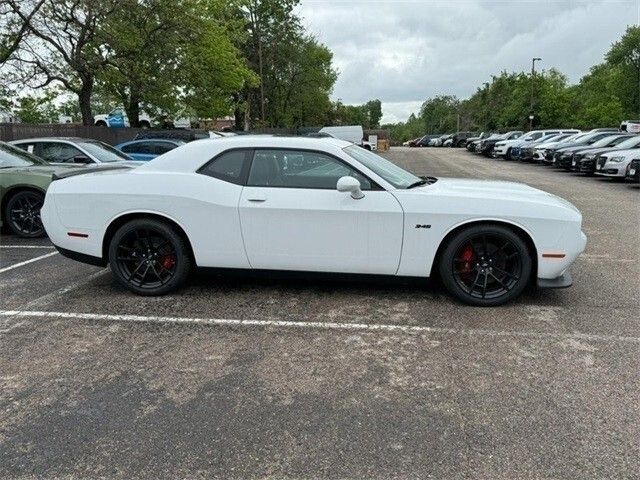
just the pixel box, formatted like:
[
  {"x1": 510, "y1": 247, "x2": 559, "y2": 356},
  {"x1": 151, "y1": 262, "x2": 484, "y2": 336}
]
[{"x1": 1, "y1": 147, "x2": 639, "y2": 478}]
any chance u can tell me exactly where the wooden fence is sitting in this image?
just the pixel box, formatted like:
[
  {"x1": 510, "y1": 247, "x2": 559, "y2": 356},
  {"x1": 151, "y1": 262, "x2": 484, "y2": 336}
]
[{"x1": 0, "y1": 123, "x2": 143, "y2": 145}]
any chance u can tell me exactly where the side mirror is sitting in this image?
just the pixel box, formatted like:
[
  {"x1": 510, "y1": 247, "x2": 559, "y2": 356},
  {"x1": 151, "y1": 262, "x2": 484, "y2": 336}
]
[
  {"x1": 337, "y1": 176, "x2": 364, "y2": 199},
  {"x1": 73, "y1": 155, "x2": 92, "y2": 164}
]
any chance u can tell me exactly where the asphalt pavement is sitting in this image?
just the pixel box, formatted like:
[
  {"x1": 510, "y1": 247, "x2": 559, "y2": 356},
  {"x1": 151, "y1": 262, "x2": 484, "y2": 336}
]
[{"x1": 1, "y1": 147, "x2": 638, "y2": 479}]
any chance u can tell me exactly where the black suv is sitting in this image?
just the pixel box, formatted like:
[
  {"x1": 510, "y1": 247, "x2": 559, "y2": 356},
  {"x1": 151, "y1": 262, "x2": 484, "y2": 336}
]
[{"x1": 450, "y1": 131, "x2": 476, "y2": 148}]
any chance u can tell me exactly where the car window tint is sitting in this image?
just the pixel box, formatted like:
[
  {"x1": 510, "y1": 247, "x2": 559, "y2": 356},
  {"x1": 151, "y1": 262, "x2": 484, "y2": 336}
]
[
  {"x1": 199, "y1": 149, "x2": 250, "y2": 184},
  {"x1": 34, "y1": 142, "x2": 84, "y2": 163},
  {"x1": 151, "y1": 142, "x2": 176, "y2": 154},
  {"x1": 248, "y1": 149, "x2": 372, "y2": 190},
  {"x1": 121, "y1": 142, "x2": 145, "y2": 154}
]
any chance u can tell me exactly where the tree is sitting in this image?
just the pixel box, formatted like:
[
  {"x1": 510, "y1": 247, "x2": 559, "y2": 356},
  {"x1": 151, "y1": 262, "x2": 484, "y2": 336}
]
[
  {"x1": 0, "y1": 0, "x2": 45, "y2": 63},
  {"x1": 99, "y1": 0, "x2": 255, "y2": 126},
  {"x1": 231, "y1": 0, "x2": 336, "y2": 129},
  {"x1": 3, "y1": 0, "x2": 119, "y2": 125},
  {"x1": 14, "y1": 89, "x2": 59, "y2": 123},
  {"x1": 604, "y1": 25, "x2": 640, "y2": 117}
]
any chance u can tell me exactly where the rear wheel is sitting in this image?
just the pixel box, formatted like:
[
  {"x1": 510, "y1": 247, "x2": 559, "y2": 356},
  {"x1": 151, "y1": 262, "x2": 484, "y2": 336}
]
[
  {"x1": 438, "y1": 225, "x2": 532, "y2": 306},
  {"x1": 5, "y1": 190, "x2": 46, "y2": 238},
  {"x1": 108, "y1": 219, "x2": 191, "y2": 295}
]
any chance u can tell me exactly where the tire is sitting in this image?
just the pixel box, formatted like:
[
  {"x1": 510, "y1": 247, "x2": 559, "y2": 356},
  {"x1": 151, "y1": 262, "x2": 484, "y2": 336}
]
[
  {"x1": 505, "y1": 148, "x2": 512, "y2": 161},
  {"x1": 95, "y1": 121, "x2": 107, "y2": 127},
  {"x1": 139, "y1": 121, "x2": 150, "y2": 129},
  {"x1": 438, "y1": 224, "x2": 532, "y2": 306},
  {"x1": 108, "y1": 219, "x2": 192, "y2": 295},
  {"x1": 4, "y1": 190, "x2": 46, "y2": 238}
]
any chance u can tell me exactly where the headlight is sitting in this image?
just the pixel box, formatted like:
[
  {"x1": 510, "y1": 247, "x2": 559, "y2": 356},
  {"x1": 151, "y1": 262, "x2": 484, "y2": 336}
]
[
  {"x1": 584, "y1": 153, "x2": 595, "y2": 160},
  {"x1": 609, "y1": 156, "x2": 624, "y2": 163},
  {"x1": 495, "y1": 142, "x2": 504, "y2": 147}
]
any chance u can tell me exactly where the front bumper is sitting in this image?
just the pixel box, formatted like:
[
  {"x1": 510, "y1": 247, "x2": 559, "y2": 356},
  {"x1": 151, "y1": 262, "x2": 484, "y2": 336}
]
[{"x1": 537, "y1": 270, "x2": 573, "y2": 289}]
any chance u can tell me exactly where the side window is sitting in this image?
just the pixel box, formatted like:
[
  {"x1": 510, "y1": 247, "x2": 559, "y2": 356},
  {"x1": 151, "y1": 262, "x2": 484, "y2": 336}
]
[
  {"x1": 247, "y1": 149, "x2": 372, "y2": 190},
  {"x1": 34, "y1": 142, "x2": 84, "y2": 163},
  {"x1": 199, "y1": 149, "x2": 250, "y2": 185},
  {"x1": 13, "y1": 143, "x2": 33, "y2": 153},
  {"x1": 120, "y1": 143, "x2": 142, "y2": 154},
  {"x1": 151, "y1": 142, "x2": 176, "y2": 155}
]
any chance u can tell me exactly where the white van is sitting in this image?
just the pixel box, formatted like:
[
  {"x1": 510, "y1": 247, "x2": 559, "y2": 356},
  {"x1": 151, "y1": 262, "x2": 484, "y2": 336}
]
[
  {"x1": 620, "y1": 120, "x2": 640, "y2": 134},
  {"x1": 318, "y1": 125, "x2": 377, "y2": 150}
]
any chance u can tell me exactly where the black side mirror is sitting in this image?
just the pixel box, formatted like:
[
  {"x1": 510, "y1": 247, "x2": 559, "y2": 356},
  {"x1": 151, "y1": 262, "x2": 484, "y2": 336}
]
[{"x1": 73, "y1": 155, "x2": 92, "y2": 164}]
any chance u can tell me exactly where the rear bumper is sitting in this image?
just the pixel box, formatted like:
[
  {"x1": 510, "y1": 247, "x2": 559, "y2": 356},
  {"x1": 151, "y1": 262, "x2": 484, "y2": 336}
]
[
  {"x1": 537, "y1": 270, "x2": 573, "y2": 289},
  {"x1": 55, "y1": 245, "x2": 107, "y2": 267}
]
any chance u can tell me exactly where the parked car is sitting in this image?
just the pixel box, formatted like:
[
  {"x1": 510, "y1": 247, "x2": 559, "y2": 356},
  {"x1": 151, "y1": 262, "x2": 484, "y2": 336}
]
[
  {"x1": 405, "y1": 137, "x2": 422, "y2": 147},
  {"x1": 466, "y1": 132, "x2": 494, "y2": 152},
  {"x1": 554, "y1": 134, "x2": 634, "y2": 170},
  {"x1": 619, "y1": 121, "x2": 640, "y2": 134},
  {"x1": 0, "y1": 142, "x2": 80, "y2": 237},
  {"x1": 517, "y1": 134, "x2": 570, "y2": 162},
  {"x1": 42, "y1": 136, "x2": 587, "y2": 306},
  {"x1": 10, "y1": 137, "x2": 137, "y2": 166},
  {"x1": 532, "y1": 134, "x2": 580, "y2": 162},
  {"x1": 479, "y1": 131, "x2": 522, "y2": 157},
  {"x1": 625, "y1": 158, "x2": 640, "y2": 182},
  {"x1": 135, "y1": 129, "x2": 211, "y2": 143},
  {"x1": 494, "y1": 129, "x2": 580, "y2": 160},
  {"x1": 572, "y1": 134, "x2": 640, "y2": 173},
  {"x1": 432, "y1": 134, "x2": 451, "y2": 147},
  {"x1": 550, "y1": 132, "x2": 628, "y2": 169},
  {"x1": 595, "y1": 148, "x2": 640, "y2": 179},
  {"x1": 450, "y1": 131, "x2": 476, "y2": 148},
  {"x1": 115, "y1": 139, "x2": 185, "y2": 161},
  {"x1": 415, "y1": 134, "x2": 441, "y2": 147}
]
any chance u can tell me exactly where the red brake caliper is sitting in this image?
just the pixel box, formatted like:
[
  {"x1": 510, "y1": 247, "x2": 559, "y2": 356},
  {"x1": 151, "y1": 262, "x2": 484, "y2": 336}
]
[
  {"x1": 161, "y1": 255, "x2": 176, "y2": 270},
  {"x1": 458, "y1": 245, "x2": 475, "y2": 278}
]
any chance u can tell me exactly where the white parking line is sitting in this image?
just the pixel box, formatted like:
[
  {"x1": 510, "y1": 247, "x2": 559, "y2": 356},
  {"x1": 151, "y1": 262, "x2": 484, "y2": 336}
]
[
  {"x1": 0, "y1": 245, "x2": 56, "y2": 249},
  {"x1": 0, "y1": 252, "x2": 58, "y2": 274},
  {"x1": 0, "y1": 310, "x2": 638, "y2": 344}
]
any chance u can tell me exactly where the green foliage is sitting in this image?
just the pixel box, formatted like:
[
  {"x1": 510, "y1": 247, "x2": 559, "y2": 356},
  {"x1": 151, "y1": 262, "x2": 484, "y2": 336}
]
[
  {"x1": 331, "y1": 99, "x2": 383, "y2": 129},
  {"x1": 233, "y1": 0, "x2": 338, "y2": 129}
]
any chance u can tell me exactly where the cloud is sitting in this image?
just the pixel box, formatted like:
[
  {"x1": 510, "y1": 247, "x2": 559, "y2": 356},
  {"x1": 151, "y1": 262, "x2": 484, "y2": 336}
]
[{"x1": 299, "y1": 0, "x2": 640, "y2": 122}]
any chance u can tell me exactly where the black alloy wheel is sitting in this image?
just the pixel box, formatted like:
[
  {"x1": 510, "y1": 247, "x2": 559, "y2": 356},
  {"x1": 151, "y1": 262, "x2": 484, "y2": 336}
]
[
  {"x1": 5, "y1": 190, "x2": 46, "y2": 238},
  {"x1": 109, "y1": 219, "x2": 191, "y2": 295},
  {"x1": 439, "y1": 225, "x2": 532, "y2": 306}
]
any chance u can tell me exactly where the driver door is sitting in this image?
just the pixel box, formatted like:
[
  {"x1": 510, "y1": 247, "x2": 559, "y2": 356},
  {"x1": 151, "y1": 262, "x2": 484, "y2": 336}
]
[{"x1": 238, "y1": 149, "x2": 404, "y2": 275}]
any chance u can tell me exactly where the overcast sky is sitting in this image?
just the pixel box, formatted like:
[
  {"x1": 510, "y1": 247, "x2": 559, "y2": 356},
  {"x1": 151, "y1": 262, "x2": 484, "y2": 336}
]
[{"x1": 298, "y1": 0, "x2": 640, "y2": 123}]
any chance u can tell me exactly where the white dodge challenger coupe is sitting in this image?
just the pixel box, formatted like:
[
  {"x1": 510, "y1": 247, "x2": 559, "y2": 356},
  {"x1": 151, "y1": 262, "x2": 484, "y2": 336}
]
[{"x1": 41, "y1": 136, "x2": 587, "y2": 306}]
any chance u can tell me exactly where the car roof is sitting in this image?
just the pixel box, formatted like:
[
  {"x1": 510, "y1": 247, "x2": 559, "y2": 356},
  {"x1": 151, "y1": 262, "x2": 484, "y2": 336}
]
[
  {"x1": 119, "y1": 138, "x2": 184, "y2": 145},
  {"x1": 11, "y1": 137, "x2": 97, "y2": 143},
  {"x1": 138, "y1": 136, "x2": 354, "y2": 173}
]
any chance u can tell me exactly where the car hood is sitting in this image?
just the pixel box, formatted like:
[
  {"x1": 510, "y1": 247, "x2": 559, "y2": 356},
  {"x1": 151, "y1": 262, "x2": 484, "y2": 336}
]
[{"x1": 399, "y1": 177, "x2": 580, "y2": 215}]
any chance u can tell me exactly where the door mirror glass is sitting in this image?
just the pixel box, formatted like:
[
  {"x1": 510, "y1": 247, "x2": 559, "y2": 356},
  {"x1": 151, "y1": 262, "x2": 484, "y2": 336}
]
[{"x1": 336, "y1": 176, "x2": 364, "y2": 199}]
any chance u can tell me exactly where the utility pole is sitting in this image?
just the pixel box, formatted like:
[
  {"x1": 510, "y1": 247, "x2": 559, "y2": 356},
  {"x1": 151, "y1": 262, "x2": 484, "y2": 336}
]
[{"x1": 530, "y1": 57, "x2": 542, "y2": 130}]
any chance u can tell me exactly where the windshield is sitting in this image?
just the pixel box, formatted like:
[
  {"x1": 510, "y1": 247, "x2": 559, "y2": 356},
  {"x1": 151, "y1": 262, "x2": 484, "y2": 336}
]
[
  {"x1": 614, "y1": 135, "x2": 640, "y2": 149},
  {"x1": 0, "y1": 142, "x2": 47, "y2": 168},
  {"x1": 343, "y1": 145, "x2": 422, "y2": 189},
  {"x1": 589, "y1": 135, "x2": 629, "y2": 148},
  {"x1": 77, "y1": 141, "x2": 131, "y2": 162}
]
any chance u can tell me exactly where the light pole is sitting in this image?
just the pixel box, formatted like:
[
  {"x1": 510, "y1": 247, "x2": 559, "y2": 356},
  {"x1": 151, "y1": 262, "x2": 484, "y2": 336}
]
[{"x1": 530, "y1": 57, "x2": 542, "y2": 130}]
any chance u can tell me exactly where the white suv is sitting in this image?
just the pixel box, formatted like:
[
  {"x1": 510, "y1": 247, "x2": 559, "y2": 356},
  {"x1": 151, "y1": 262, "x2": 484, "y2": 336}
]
[{"x1": 494, "y1": 129, "x2": 580, "y2": 159}]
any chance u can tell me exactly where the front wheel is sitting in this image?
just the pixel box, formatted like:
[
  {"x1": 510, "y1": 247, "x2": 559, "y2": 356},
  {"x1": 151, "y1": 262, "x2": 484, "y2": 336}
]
[
  {"x1": 438, "y1": 225, "x2": 532, "y2": 306},
  {"x1": 5, "y1": 190, "x2": 46, "y2": 238},
  {"x1": 108, "y1": 219, "x2": 192, "y2": 295}
]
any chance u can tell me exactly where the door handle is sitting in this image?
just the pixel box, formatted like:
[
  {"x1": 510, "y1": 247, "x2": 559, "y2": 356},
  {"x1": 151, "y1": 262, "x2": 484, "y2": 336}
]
[{"x1": 247, "y1": 197, "x2": 266, "y2": 203}]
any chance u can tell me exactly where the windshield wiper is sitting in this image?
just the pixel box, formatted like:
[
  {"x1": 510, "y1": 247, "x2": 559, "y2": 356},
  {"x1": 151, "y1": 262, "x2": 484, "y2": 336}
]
[
  {"x1": 407, "y1": 175, "x2": 437, "y2": 189},
  {"x1": 406, "y1": 179, "x2": 429, "y2": 189}
]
